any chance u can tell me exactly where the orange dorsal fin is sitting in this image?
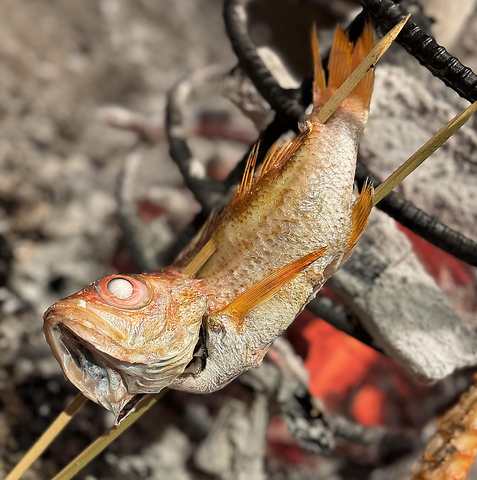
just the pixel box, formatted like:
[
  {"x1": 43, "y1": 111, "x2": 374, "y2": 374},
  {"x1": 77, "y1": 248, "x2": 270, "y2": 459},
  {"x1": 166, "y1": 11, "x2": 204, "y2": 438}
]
[
  {"x1": 220, "y1": 247, "x2": 328, "y2": 324},
  {"x1": 257, "y1": 124, "x2": 312, "y2": 181},
  {"x1": 231, "y1": 142, "x2": 260, "y2": 205},
  {"x1": 345, "y1": 182, "x2": 373, "y2": 258}
]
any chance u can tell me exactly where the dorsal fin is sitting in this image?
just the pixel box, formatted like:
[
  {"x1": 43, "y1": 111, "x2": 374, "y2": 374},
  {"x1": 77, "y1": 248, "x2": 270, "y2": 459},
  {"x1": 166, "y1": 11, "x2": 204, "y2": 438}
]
[
  {"x1": 257, "y1": 125, "x2": 312, "y2": 181},
  {"x1": 231, "y1": 142, "x2": 259, "y2": 206},
  {"x1": 230, "y1": 122, "x2": 312, "y2": 206},
  {"x1": 219, "y1": 246, "x2": 328, "y2": 327}
]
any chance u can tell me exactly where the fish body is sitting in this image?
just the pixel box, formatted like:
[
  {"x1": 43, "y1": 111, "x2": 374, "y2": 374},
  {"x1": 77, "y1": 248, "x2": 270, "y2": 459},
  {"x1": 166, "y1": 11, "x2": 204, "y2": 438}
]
[
  {"x1": 44, "y1": 23, "x2": 375, "y2": 418},
  {"x1": 172, "y1": 102, "x2": 372, "y2": 393}
]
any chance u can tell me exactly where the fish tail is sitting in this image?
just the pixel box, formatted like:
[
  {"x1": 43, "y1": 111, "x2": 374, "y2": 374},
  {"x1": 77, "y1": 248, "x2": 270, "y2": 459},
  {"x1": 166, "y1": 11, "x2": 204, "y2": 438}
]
[{"x1": 312, "y1": 20, "x2": 375, "y2": 116}]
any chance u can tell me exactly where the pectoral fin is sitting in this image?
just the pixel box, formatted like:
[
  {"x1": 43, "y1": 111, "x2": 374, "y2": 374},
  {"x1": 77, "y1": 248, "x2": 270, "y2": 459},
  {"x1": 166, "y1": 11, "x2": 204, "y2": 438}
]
[{"x1": 220, "y1": 247, "x2": 328, "y2": 325}]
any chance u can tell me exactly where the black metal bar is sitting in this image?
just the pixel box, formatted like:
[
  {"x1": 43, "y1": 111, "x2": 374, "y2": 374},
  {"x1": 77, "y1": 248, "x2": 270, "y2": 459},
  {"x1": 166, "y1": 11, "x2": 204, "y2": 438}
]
[
  {"x1": 359, "y1": 0, "x2": 477, "y2": 102},
  {"x1": 223, "y1": 0, "x2": 305, "y2": 121},
  {"x1": 356, "y1": 164, "x2": 477, "y2": 266}
]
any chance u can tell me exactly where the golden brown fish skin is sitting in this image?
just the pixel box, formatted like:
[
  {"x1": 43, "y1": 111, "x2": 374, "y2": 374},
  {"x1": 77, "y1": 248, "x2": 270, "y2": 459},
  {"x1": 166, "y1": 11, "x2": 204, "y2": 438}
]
[
  {"x1": 43, "y1": 24, "x2": 376, "y2": 413},
  {"x1": 172, "y1": 103, "x2": 370, "y2": 394}
]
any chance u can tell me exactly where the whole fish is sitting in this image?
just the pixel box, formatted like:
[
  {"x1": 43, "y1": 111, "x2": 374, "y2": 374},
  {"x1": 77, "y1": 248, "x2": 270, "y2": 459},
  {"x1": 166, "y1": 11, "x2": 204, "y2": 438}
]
[{"x1": 43, "y1": 23, "x2": 375, "y2": 420}]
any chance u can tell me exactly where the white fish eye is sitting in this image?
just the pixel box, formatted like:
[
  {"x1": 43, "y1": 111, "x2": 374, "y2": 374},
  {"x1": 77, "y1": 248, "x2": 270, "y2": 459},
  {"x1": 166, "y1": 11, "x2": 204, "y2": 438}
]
[{"x1": 107, "y1": 278, "x2": 134, "y2": 299}]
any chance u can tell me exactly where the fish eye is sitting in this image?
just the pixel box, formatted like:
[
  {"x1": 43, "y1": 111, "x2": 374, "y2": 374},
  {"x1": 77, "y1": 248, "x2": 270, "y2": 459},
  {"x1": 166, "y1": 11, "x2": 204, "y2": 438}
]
[
  {"x1": 107, "y1": 278, "x2": 134, "y2": 299},
  {"x1": 95, "y1": 275, "x2": 151, "y2": 309}
]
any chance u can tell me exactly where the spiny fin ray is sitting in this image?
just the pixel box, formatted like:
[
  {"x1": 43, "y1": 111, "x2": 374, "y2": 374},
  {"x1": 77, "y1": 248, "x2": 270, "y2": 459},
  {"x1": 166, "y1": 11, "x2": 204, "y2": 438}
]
[
  {"x1": 233, "y1": 124, "x2": 312, "y2": 204},
  {"x1": 232, "y1": 143, "x2": 259, "y2": 205}
]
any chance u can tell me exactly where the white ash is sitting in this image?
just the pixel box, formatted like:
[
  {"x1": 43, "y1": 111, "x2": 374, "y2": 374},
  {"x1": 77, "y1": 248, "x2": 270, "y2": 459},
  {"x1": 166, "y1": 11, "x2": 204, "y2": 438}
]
[
  {"x1": 116, "y1": 426, "x2": 192, "y2": 480},
  {"x1": 194, "y1": 394, "x2": 268, "y2": 480},
  {"x1": 330, "y1": 209, "x2": 477, "y2": 381},
  {"x1": 361, "y1": 49, "x2": 477, "y2": 242}
]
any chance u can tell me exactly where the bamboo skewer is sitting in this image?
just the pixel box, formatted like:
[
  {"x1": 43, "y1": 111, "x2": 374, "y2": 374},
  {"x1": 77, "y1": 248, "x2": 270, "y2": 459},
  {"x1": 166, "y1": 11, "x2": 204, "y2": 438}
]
[
  {"x1": 183, "y1": 238, "x2": 216, "y2": 276},
  {"x1": 373, "y1": 101, "x2": 477, "y2": 205},
  {"x1": 5, "y1": 393, "x2": 87, "y2": 480},
  {"x1": 52, "y1": 391, "x2": 166, "y2": 480}
]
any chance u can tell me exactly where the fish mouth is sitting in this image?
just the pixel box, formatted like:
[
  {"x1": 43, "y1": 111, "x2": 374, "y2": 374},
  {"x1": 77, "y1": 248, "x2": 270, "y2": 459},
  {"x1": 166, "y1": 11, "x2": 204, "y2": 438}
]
[
  {"x1": 44, "y1": 300, "x2": 203, "y2": 420},
  {"x1": 45, "y1": 315, "x2": 134, "y2": 420}
]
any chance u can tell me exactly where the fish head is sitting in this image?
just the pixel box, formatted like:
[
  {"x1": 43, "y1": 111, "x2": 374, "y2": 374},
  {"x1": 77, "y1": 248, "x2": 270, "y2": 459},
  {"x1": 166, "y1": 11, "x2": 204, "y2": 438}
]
[{"x1": 43, "y1": 268, "x2": 207, "y2": 417}]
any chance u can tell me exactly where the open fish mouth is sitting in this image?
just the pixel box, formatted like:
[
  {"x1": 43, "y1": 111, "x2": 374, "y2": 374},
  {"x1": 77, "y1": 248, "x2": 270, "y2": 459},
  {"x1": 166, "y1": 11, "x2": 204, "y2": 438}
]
[
  {"x1": 43, "y1": 297, "x2": 204, "y2": 420},
  {"x1": 44, "y1": 316, "x2": 134, "y2": 420}
]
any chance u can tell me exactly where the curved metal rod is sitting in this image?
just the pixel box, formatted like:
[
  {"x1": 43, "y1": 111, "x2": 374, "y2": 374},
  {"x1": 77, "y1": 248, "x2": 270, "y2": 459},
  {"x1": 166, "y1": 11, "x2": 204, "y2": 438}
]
[
  {"x1": 166, "y1": 67, "x2": 228, "y2": 216},
  {"x1": 359, "y1": 0, "x2": 477, "y2": 103},
  {"x1": 223, "y1": 0, "x2": 305, "y2": 121}
]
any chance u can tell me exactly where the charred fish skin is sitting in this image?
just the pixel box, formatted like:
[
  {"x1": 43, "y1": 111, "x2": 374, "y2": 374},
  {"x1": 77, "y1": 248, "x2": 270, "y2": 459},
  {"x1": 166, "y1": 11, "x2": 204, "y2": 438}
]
[{"x1": 43, "y1": 23, "x2": 375, "y2": 415}]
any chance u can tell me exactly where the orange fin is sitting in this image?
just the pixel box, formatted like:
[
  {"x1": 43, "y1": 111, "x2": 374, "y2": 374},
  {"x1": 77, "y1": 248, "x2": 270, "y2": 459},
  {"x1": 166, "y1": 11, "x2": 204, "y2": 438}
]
[
  {"x1": 232, "y1": 122, "x2": 312, "y2": 205},
  {"x1": 312, "y1": 20, "x2": 375, "y2": 114},
  {"x1": 350, "y1": 20, "x2": 375, "y2": 110},
  {"x1": 257, "y1": 125, "x2": 311, "y2": 181},
  {"x1": 328, "y1": 25, "x2": 354, "y2": 91},
  {"x1": 345, "y1": 182, "x2": 373, "y2": 257},
  {"x1": 220, "y1": 247, "x2": 328, "y2": 323},
  {"x1": 231, "y1": 142, "x2": 260, "y2": 205}
]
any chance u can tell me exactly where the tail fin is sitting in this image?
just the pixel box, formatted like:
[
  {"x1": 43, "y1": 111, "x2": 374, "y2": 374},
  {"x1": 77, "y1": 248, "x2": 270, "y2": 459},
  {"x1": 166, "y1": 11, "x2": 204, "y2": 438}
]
[{"x1": 312, "y1": 21, "x2": 375, "y2": 115}]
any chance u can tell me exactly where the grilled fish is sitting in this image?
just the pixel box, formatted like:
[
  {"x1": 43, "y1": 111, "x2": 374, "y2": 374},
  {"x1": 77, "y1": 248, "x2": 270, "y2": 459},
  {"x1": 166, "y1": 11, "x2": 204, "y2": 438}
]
[{"x1": 44, "y1": 23, "x2": 375, "y2": 420}]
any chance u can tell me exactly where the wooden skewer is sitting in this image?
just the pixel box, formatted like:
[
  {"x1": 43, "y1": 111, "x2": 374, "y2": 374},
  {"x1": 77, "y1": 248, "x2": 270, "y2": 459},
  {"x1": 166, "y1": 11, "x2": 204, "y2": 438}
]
[
  {"x1": 318, "y1": 14, "x2": 411, "y2": 124},
  {"x1": 183, "y1": 238, "x2": 216, "y2": 277},
  {"x1": 5, "y1": 393, "x2": 87, "y2": 480},
  {"x1": 373, "y1": 101, "x2": 477, "y2": 205},
  {"x1": 51, "y1": 391, "x2": 167, "y2": 480}
]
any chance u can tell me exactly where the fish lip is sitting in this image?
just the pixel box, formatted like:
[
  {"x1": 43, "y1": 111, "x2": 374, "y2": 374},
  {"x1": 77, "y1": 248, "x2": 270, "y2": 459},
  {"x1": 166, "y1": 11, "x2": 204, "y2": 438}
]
[
  {"x1": 44, "y1": 300, "x2": 129, "y2": 346},
  {"x1": 43, "y1": 308, "x2": 134, "y2": 419}
]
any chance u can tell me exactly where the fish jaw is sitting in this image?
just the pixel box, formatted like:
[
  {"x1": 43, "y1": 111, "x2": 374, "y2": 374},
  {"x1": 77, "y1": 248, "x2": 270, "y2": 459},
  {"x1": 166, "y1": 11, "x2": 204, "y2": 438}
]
[
  {"x1": 43, "y1": 269, "x2": 209, "y2": 416},
  {"x1": 44, "y1": 312, "x2": 134, "y2": 418}
]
